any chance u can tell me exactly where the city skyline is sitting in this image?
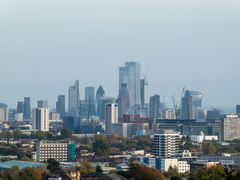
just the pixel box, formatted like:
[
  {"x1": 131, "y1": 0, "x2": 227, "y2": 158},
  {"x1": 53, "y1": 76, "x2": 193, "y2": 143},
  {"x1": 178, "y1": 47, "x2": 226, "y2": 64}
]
[{"x1": 1, "y1": 0, "x2": 240, "y2": 111}]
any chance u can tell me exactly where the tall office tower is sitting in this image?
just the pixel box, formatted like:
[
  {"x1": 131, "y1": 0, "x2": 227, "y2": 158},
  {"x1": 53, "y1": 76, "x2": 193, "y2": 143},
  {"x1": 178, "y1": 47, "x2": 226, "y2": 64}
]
[
  {"x1": 38, "y1": 100, "x2": 49, "y2": 108},
  {"x1": 117, "y1": 83, "x2": 130, "y2": 117},
  {"x1": 97, "y1": 97, "x2": 116, "y2": 120},
  {"x1": 185, "y1": 90, "x2": 203, "y2": 108},
  {"x1": 96, "y1": 86, "x2": 106, "y2": 102},
  {"x1": 85, "y1": 87, "x2": 95, "y2": 104},
  {"x1": 236, "y1": 105, "x2": 240, "y2": 115},
  {"x1": 140, "y1": 79, "x2": 149, "y2": 117},
  {"x1": 154, "y1": 130, "x2": 179, "y2": 158},
  {"x1": 17, "y1": 102, "x2": 24, "y2": 114},
  {"x1": 24, "y1": 97, "x2": 31, "y2": 120},
  {"x1": 149, "y1": 94, "x2": 160, "y2": 118},
  {"x1": 181, "y1": 96, "x2": 194, "y2": 119},
  {"x1": 194, "y1": 108, "x2": 205, "y2": 121},
  {"x1": 32, "y1": 108, "x2": 49, "y2": 131},
  {"x1": 56, "y1": 95, "x2": 65, "y2": 119},
  {"x1": 63, "y1": 116, "x2": 81, "y2": 134},
  {"x1": 0, "y1": 108, "x2": 8, "y2": 121},
  {"x1": 0, "y1": 103, "x2": 8, "y2": 108},
  {"x1": 49, "y1": 112, "x2": 60, "y2": 120},
  {"x1": 119, "y1": 62, "x2": 141, "y2": 107},
  {"x1": 105, "y1": 103, "x2": 118, "y2": 135},
  {"x1": 68, "y1": 80, "x2": 80, "y2": 116},
  {"x1": 37, "y1": 140, "x2": 75, "y2": 162}
]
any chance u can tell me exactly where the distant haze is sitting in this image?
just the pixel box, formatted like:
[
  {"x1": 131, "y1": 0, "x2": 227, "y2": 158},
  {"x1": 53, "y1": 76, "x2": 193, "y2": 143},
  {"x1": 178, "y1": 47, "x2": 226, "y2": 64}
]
[{"x1": 0, "y1": 0, "x2": 240, "y2": 111}]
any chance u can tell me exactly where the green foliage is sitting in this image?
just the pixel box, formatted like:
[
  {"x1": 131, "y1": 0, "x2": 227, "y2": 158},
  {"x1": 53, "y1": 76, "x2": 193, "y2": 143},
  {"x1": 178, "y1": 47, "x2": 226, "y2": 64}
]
[
  {"x1": 94, "y1": 133, "x2": 106, "y2": 141},
  {"x1": 182, "y1": 135, "x2": 186, "y2": 141},
  {"x1": 30, "y1": 131, "x2": 47, "y2": 140},
  {"x1": 47, "y1": 158, "x2": 61, "y2": 172},
  {"x1": 164, "y1": 165, "x2": 179, "y2": 178},
  {"x1": 17, "y1": 167, "x2": 42, "y2": 180},
  {"x1": 61, "y1": 127, "x2": 73, "y2": 139},
  {"x1": 13, "y1": 129, "x2": 22, "y2": 138},
  {"x1": 81, "y1": 137, "x2": 90, "y2": 145},
  {"x1": 93, "y1": 139, "x2": 110, "y2": 156},
  {"x1": 21, "y1": 139, "x2": 30, "y2": 144},
  {"x1": 79, "y1": 159, "x2": 95, "y2": 175},
  {"x1": 0, "y1": 130, "x2": 13, "y2": 140},
  {"x1": 95, "y1": 165, "x2": 103, "y2": 172},
  {"x1": 203, "y1": 143, "x2": 217, "y2": 154},
  {"x1": 11, "y1": 165, "x2": 19, "y2": 171},
  {"x1": 183, "y1": 143, "x2": 196, "y2": 150},
  {"x1": 134, "y1": 164, "x2": 165, "y2": 180},
  {"x1": 21, "y1": 157, "x2": 32, "y2": 162}
]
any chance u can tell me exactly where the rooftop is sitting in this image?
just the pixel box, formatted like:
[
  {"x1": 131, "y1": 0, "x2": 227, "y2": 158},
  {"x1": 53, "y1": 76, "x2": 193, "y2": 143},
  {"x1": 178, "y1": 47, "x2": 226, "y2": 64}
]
[{"x1": 0, "y1": 160, "x2": 45, "y2": 170}]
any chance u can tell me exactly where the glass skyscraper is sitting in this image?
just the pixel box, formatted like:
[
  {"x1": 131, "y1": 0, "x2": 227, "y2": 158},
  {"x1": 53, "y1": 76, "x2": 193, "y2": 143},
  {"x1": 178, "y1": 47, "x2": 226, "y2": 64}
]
[
  {"x1": 63, "y1": 116, "x2": 81, "y2": 134},
  {"x1": 119, "y1": 62, "x2": 141, "y2": 107},
  {"x1": 185, "y1": 90, "x2": 203, "y2": 108},
  {"x1": 85, "y1": 87, "x2": 95, "y2": 103},
  {"x1": 24, "y1": 97, "x2": 31, "y2": 120},
  {"x1": 68, "y1": 80, "x2": 80, "y2": 116},
  {"x1": 56, "y1": 95, "x2": 65, "y2": 120}
]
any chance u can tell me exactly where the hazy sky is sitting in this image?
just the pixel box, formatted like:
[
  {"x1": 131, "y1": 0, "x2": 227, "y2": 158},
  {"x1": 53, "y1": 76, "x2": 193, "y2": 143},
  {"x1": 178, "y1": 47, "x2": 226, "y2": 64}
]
[{"x1": 1, "y1": 0, "x2": 240, "y2": 110}]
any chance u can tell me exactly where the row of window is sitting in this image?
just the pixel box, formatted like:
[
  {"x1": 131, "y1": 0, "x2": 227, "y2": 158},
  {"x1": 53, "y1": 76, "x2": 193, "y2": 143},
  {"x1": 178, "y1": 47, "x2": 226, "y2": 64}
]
[{"x1": 40, "y1": 144, "x2": 68, "y2": 147}]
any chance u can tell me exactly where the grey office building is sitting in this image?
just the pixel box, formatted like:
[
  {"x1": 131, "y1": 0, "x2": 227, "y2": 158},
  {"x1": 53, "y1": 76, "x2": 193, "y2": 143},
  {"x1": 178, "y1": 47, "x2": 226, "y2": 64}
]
[
  {"x1": 236, "y1": 105, "x2": 240, "y2": 115},
  {"x1": 181, "y1": 96, "x2": 194, "y2": 119},
  {"x1": 149, "y1": 94, "x2": 160, "y2": 118},
  {"x1": 56, "y1": 95, "x2": 65, "y2": 119},
  {"x1": 117, "y1": 83, "x2": 130, "y2": 117},
  {"x1": 38, "y1": 100, "x2": 49, "y2": 108},
  {"x1": 24, "y1": 97, "x2": 31, "y2": 120},
  {"x1": 119, "y1": 62, "x2": 141, "y2": 107},
  {"x1": 85, "y1": 87, "x2": 95, "y2": 104},
  {"x1": 97, "y1": 97, "x2": 116, "y2": 120},
  {"x1": 68, "y1": 80, "x2": 80, "y2": 116},
  {"x1": 17, "y1": 102, "x2": 24, "y2": 114},
  {"x1": 0, "y1": 103, "x2": 8, "y2": 108},
  {"x1": 140, "y1": 79, "x2": 149, "y2": 117}
]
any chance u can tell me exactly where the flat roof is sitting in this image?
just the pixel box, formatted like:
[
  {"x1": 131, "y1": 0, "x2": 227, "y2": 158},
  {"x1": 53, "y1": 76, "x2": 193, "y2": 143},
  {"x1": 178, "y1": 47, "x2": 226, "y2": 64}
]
[{"x1": 0, "y1": 160, "x2": 45, "y2": 170}]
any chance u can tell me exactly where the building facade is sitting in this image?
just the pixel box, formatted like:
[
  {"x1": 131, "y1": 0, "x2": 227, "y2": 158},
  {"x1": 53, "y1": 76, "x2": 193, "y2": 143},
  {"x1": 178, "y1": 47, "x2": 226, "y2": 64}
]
[
  {"x1": 63, "y1": 116, "x2": 81, "y2": 134},
  {"x1": 0, "y1": 108, "x2": 8, "y2": 121},
  {"x1": 97, "y1": 97, "x2": 116, "y2": 120},
  {"x1": 17, "y1": 102, "x2": 24, "y2": 114},
  {"x1": 68, "y1": 80, "x2": 80, "y2": 116},
  {"x1": 24, "y1": 97, "x2": 31, "y2": 120},
  {"x1": 154, "y1": 130, "x2": 179, "y2": 158},
  {"x1": 119, "y1": 62, "x2": 141, "y2": 107},
  {"x1": 36, "y1": 140, "x2": 75, "y2": 162},
  {"x1": 181, "y1": 96, "x2": 194, "y2": 119},
  {"x1": 105, "y1": 103, "x2": 118, "y2": 135},
  {"x1": 150, "y1": 95, "x2": 160, "y2": 118},
  {"x1": 56, "y1": 95, "x2": 65, "y2": 119},
  {"x1": 32, "y1": 108, "x2": 49, "y2": 131},
  {"x1": 185, "y1": 90, "x2": 203, "y2": 108},
  {"x1": 221, "y1": 115, "x2": 240, "y2": 141},
  {"x1": 85, "y1": 87, "x2": 95, "y2": 104}
]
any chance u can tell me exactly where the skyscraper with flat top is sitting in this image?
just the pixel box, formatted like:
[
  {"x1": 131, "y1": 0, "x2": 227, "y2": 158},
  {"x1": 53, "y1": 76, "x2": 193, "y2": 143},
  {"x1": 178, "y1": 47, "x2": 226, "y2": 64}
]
[
  {"x1": 68, "y1": 80, "x2": 80, "y2": 116},
  {"x1": 56, "y1": 95, "x2": 65, "y2": 119},
  {"x1": 38, "y1": 100, "x2": 48, "y2": 108},
  {"x1": 105, "y1": 103, "x2": 118, "y2": 135},
  {"x1": 24, "y1": 97, "x2": 31, "y2": 120},
  {"x1": 17, "y1": 102, "x2": 24, "y2": 114},
  {"x1": 150, "y1": 95, "x2": 160, "y2": 118},
  {"x1": 32, "y1": 108, "x2": 49, "y2": 131},
  {"x1": 85, "y1": 87, "x2": 95, "y2": 104},
  {"x1": 119, "y1": 62, "x2": 140, "y2": 107}
]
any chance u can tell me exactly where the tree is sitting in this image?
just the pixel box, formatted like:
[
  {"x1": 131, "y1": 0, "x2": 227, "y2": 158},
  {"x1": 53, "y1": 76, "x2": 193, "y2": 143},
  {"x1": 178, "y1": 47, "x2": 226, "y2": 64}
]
[
  {"x1": 186, "y1": 135, "x2": 191, "y2": 143},
  {"x1": 134, "y1": 164, "x2": 165, "y2": 180},
  {"x1": 203, "y1": 144, "x2": 216, "y2": 154},
  {"x1": 31, "y1": 131, "x2": 47, "y2": 140},
  {"x1": 79, "y1": 159, "x2": 95, "y2": 175},
  {"x1": 164, "y1": 165, "x2": 179, "y2": 178},
  {"x1": 182, "y1": 135, "x2": 186, "y2": 141},
  {"x1": 11, "y1": 165, "x2": 20, "y2": 171},
  {"x1": 0, "y1": 130, "x2": 13, "y2": 140},
  {"x1": 61, "y1": 127, "x2": 73, "y2": 139},
  {"x1": 21, "y1": 157, "x2": 32, "y2": 162},
  {"x1": 94, "y1": 133, "x2": 106, "y2": 141},
  {"x1": 96, "y1": 165, "x2": 103, "y2": 172},
  {"x1": 17, "y1": 167, "x2": 42, "y2": 180},
  {"x1": 93, "y1": 139, "x2": 111, "y2": 156},
  {"x1": 47, "y1": 158, "x2": 61, "y2": 172},
  {"x1": 13, "y1": 129, "x2": 22, "y2": 138}
]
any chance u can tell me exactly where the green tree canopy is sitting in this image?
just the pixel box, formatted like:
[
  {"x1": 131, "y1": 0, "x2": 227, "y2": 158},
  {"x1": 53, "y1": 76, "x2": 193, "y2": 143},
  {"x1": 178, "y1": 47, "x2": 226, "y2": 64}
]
[
  {"x1": 93, "y1": 139, "x2": 110, "y2": 156},
  {"x1": 61, "y1": 127, "x2": 73, "y2": 139},
  {"x1": 95, "y1": 165, "x2": 103, "y2": 172},
  {"x1": 47, "y1": 158, "x2": 61, "y2": 172},
  {"x1": 17, "y1": 167, "x2": 42, "y2": 180},
  {"x1": 0, "y1": 130, "x2": 13, "y2": 139},
  {"x1": 13, "y1": 129, "x2": 22, "y2": 138}
]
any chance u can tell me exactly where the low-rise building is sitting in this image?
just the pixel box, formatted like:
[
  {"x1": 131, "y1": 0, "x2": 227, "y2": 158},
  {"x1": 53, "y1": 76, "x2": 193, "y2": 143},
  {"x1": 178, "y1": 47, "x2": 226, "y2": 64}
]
[{"x1": 37, "y1": 140, "x2": 75, "y2": 162}]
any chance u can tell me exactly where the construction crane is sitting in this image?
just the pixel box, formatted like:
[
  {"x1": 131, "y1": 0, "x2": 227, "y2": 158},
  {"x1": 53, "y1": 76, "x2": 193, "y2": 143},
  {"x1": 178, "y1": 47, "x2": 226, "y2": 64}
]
[{"x1": 142, "y1": 67, "x2": 149, "y2": 80}]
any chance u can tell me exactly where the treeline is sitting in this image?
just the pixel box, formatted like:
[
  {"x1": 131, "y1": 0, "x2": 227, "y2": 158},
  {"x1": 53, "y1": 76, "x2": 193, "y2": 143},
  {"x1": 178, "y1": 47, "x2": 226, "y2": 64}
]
[{"x1": 76, "y1": 133, "x2": 155, "y2": 157}]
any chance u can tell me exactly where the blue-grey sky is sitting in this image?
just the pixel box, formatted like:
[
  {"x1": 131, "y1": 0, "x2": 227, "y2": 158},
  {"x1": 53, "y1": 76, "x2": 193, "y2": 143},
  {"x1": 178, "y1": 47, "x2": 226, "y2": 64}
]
[{"x1": 0, "y1": 0, "x2": 240, "y2": 111}]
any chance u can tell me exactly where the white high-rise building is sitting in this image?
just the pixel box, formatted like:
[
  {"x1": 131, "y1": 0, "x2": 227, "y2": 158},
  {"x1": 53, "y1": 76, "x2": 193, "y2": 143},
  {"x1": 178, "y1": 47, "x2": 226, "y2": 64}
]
[
  {"x1": 105, "y1": 103, "x2": 118, "y2": 135},
  {"x1": 32, "y1": 108, "x2": 49, "y2": 131},
  {"x1": 0, "y1": 108, "x2": 8, "y2": 121},
  {"x1": 154, "y1": 130, "x2": 179, "y2": 158},
  {"x1": 68, "y1": 80, "x2": 80, "y2": 116}
]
